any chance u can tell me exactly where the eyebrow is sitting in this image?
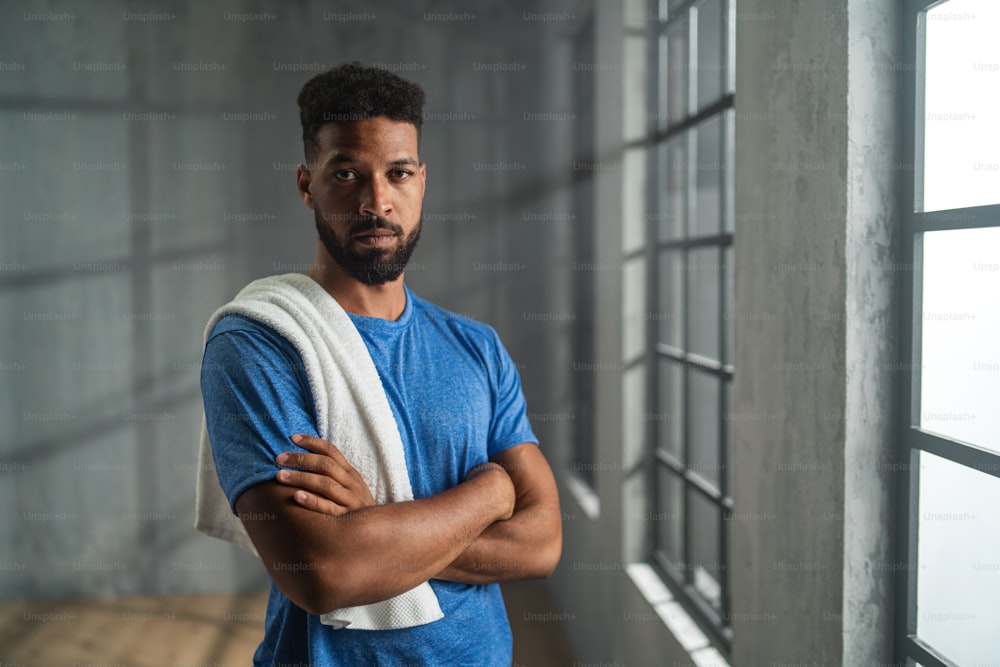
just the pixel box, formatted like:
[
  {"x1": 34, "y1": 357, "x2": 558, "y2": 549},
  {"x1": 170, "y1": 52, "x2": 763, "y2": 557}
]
[{"x1": 323, "y1": 153, "x2": 419, "y2": 169}]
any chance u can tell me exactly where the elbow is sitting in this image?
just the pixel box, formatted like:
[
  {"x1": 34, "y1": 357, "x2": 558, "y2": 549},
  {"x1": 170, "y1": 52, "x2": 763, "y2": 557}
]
[
  {"x1": 296, "y1": 576, "x2": 342, "y2": 616},
  {"x1": 525, "y1": 508, "x2": 563, "y2": 579},
  {"x1": 293, "y1": 576, "x2": 366, "y2": 616},
  {"x1": 530, "y1": 533, "x2": 562, "y2": 579},
  {"x1": 272, "y1": 561, "x2": 360, "y2": 615},
  {"x1": 296, "y1": 589, "x2": 335, "y2": 617}
]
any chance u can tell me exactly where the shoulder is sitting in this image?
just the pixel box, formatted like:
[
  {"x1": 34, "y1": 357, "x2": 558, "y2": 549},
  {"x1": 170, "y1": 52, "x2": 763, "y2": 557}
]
[
  {"x1": 208, "y1": 313, "x2": 289, "y2": 345},
  {"x1": 204, "y1": 314, "x2": 303, "y2": 371},
  {"x1": 409, "y1": 292, "x2": 503, "y2": 349}
]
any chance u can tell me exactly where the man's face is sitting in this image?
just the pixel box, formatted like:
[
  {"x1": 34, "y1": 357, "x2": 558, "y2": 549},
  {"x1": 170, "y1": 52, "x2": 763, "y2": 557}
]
[{"x1": 300, "y1": 117, "x2": 426, "y2": 285}]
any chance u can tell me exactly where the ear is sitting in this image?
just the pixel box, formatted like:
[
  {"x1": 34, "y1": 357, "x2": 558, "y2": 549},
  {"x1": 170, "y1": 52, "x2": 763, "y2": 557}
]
[{"x1": 296, "y1": 164, "x2": 314, "y2": 209}]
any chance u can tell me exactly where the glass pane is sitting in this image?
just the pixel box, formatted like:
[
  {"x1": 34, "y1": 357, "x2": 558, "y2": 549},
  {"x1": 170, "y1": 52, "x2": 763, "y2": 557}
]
[
  {"x1": 658, "y1": 357, "x2": 685, "y2": 459},
  {"x1": 657, "y1": 32, "x2": 670, "y2": 129},
  {"x1": 688, "y1": 487, "x2": 722, "y2": 611},
  {"x1": 695, "y1": 0, "x2": 724, "y2": 109},
  {"x1": 724, "y1": 109, "x2": 735, "y2": 233},
  {"x1": 694, "y1": 115, "x2": 722, "y2": 237},
  {"x1": 724, "y1": 245, "x2": 734, "y2": 365},
  {"x1": 917, "y1": 451, "x2": 1000, "y2": 665},
  {"x1": 922, "y1": 0, "x2": 1000, "y2": 211},
  {"x1": 658, "y1": 134, "x2": 688, "y2": 241},
  {"x1": 657, "y1": 465, "x2": 685, "y2": 564},
  {"x1": 623, "y1": 258, "x2": 647, "y2": 362},
  {"x1": 724, "y1": 381, "x2": 733, "y2": 495},
  {"x1": 725, "y1": 0, "x2": 736, "y2": 95},
  {"x1": 623, "y1": 365, "x2": 648, "y2": 470},
  {"x1": 623, "y1": 148, "x2": 647, "y2": 254},
  {"x1": 661, "y1": 17, "x2": 690, "y2": 128},
  {"x1": 686, "y1": 248, "x2": 720, "y2": 360},
  {"x1": 623, "y1": 35, "x2": 648, "y2": 144},
  {"x1": 624, "y1": 0, "x2": 651, "y2": 29},
  {"x1": 689, "y1": 370, "x2": 721, "y2": 485},
  {"x1": 920, "y1": 228, "x2": 1000, "y2": 453},
  {"x1": 658, "y1": 250, "x2": 684, "y2": 347}
]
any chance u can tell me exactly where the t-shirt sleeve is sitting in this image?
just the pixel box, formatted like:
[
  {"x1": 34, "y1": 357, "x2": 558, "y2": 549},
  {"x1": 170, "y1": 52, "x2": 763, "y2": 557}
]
[
  {"x1": 487, "y1": 329, "x2": 539, "y2": 458},
  {"x1": 200, "y1": 317, "x2": 321, "y2": 512}
]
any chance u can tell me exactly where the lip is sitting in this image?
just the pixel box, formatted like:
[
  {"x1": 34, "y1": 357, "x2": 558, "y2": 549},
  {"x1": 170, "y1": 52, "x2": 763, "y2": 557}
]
[
  {"x1": 354, "y1": 230, "x2": 397, "y2": 238},
  {"x1": 354, "y1": 231, "x2": 398, "y2": 247}
]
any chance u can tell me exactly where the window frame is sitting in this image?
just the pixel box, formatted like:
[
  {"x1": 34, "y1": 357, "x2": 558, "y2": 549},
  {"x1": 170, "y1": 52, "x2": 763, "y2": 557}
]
[
  {"x1": 896, "y1": 1, "x2": 1000, "y2": 664},
  {"x1": 638, "y1": 0, "x2": 736, "y2": 650}
]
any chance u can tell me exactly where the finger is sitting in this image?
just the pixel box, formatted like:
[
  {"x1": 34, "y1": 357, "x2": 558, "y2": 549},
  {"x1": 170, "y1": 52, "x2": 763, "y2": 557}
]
[
  {"x1": 291, "y1": 489, "x2": 349, "y2": 517},
  {"x1": 289, "y1": 434, "x2": 355, "y2": 470},
  {"x1": 276, "y1": 469, "x2": 365, "y2": 507},
  {"x1": 290, "y1": 433, "x2": 333, "y2": 454},
  {"x1": 277, "y1": 452, "x2": 357, "y2": 488}
]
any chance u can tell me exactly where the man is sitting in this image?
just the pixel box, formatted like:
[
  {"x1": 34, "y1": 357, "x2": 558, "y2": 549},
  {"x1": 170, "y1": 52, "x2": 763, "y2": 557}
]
[{"x1": 200, "y1": 62, "x2": 562, "y2": 665}]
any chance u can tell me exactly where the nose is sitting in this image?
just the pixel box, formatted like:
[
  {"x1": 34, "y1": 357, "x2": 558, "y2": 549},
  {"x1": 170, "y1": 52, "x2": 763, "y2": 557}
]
[{"x1": 359, "y1": 174, "x2": 393, "y2": 218}]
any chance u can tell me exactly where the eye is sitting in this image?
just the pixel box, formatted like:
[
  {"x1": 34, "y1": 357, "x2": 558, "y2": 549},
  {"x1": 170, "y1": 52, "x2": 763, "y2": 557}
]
[
  {"x1": 334, "y1": 170, "x2": 358, "y2": 182},
  {"x1": 390, "y1": 169, "x2": 413, "y2": 181}
]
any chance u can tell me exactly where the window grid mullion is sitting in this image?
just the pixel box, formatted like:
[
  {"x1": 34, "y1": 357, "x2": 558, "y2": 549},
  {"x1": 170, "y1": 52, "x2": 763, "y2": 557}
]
[
  {"x1": 688, "y1": 4, "x2": 699, "y2": 119},
  {"x1": 625, "y1": 93, "x2": 736, "y2": 150},
  {"x1": 910, "y1": 428, "x2": 1000, "y2": 480},
  {"x1": 913, "y1": 204, "x2": 1000, "y2": 232},
  {"x1": 907, "y1": 634, "x2": 960, "y2": 667},
  {"x1": 681, "y1": 61, "x2": 696, "y2": 586},
  {"x1": 655, "y1": 232, "x2": 734, "y2": 251},
  {"x1": 648, "y1": 0, "x2": 666, "y2": 564},
  {"x1": 656, "y1": 449, "x2": 731, "y2": 508},
  {"x1": 913, "y1": 10, "x2": 928, "y2": 213},
  {"x1": 897, "y1": 3, "x2": 922, "y2": 656}
]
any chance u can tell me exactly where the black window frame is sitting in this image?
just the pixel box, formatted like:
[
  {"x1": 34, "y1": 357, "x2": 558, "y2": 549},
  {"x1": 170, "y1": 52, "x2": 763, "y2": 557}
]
[
  {"x1": 637, "y1": 0, "x2": 737, "y2": 650},
  {"x1": 895, "y1": 1, "x2": 1000, "y2": 664}
]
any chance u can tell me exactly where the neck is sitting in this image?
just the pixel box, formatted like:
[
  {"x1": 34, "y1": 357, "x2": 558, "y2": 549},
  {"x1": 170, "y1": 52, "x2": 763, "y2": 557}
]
[{"x1": 307, "y1": 254, "x2": 407, "y2": 321}]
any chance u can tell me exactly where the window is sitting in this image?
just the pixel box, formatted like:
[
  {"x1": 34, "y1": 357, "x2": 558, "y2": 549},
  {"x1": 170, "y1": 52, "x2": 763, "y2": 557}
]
[
  {"x1": 638, "y1": 0, "x2": 736, "y2": 649},
  {"x1": 897, "y1": 1, "x2": 1000, "y2": 664}
]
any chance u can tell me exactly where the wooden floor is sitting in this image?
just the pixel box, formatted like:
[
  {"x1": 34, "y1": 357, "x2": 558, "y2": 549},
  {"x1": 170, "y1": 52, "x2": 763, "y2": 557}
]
[{"x1": 0, "y1": 581, "x2": 576, "y2": 666}]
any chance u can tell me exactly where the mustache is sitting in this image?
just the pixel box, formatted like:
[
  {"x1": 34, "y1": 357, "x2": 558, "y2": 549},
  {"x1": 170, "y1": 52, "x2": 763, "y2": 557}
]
[
  {"x1": 316, "y1": 211, "x2": 404, "y2": 236},
  {"x1": 349, "y1": 215, "x2": 403, "y2": 236}
]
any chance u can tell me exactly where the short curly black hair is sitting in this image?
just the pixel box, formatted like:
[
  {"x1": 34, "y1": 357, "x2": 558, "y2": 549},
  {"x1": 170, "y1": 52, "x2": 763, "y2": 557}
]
[{"x1": 297, "y1": 62, "x2": 425, "y2": 163}]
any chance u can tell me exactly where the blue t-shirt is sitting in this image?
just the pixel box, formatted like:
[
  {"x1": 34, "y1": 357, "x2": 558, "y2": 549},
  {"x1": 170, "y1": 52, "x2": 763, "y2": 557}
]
[{"x1": 200, "y1": 284, "x2": 538, "y2": 667}]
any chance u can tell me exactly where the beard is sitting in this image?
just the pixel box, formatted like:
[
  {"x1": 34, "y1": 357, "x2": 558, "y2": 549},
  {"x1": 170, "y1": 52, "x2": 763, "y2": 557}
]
[{"x1": 314, "y1": 209, "x2": 422, "y2": 286}]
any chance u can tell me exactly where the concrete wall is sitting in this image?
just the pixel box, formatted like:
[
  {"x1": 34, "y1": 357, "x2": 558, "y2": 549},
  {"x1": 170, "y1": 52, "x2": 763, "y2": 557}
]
[
  {"x1": 731, "y1": 0, "x2": 851, "y2": 662},
  {"x1": 0, "y1": 0, "x2": 562, "y2": 600},
  {"x1": 730, "y1": 0, "x2": 900, "y2": 663}
]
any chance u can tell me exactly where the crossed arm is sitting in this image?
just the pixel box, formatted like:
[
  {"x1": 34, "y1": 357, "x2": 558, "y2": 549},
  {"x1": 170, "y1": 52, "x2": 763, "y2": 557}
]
[{"x1": 234, "y1": 435, "x2": 562, "y2": 616}]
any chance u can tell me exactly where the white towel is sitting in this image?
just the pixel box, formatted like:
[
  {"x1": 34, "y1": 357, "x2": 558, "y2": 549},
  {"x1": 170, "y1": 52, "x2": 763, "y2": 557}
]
[{"x1": 194, "y1": 273, "x2": 443, "y2": 630}]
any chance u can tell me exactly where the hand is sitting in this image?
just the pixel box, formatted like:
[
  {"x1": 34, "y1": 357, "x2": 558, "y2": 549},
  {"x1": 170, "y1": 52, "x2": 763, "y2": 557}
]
[
  {"x1": 275, "y1": 434, "x2": 376, "y2": 516},
  {"x1": 465, "y1": 461, "x2": 516, "y2": 521}
]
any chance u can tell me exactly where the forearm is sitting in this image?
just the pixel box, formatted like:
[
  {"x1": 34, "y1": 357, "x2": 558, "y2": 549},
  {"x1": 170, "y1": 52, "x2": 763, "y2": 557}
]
[
  {"x1": 322, "y1": 487, "x2": 496, "y2": 603},
  {"x1": 434, "y1": 500, "x2": 562, "y2": 584},
  {"x1": 238, "y1": 466, "x2": 513, "y2": 614}
]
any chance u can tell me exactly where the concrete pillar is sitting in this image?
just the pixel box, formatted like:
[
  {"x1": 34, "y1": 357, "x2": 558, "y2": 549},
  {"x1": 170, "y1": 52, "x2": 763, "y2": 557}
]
[{"x1": 732, "y1": 0, "x2": 900, "y2": 662}]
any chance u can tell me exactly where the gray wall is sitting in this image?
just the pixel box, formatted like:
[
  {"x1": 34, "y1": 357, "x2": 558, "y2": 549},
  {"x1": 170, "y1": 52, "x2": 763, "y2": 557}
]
[
  {"x1": 0, "y1": 0, "x2": 567, "y2": 600},
  {"x1": 2, "y1": 0, "x2": 907, "y2": 665}
]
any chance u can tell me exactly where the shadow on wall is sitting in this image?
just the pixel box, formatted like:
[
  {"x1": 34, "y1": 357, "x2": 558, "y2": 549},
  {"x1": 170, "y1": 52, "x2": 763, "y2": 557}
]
[{"x1": 0, "y1": 0, "x2": 577, "y2": 601}]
